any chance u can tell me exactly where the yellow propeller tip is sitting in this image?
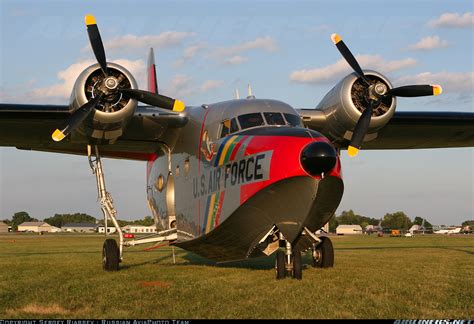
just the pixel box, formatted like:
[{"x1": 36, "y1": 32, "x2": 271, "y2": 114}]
[
  {"x1": 172, "y1": 99, "x2": 186, "y2": 112},
  {"x1": 331, "y1": 33, "x2": 342, "y2": 44},
  {"x1": 52, "y1": 129, "x2": 65, "y2": 142},
  {"x1": 85, "y1": 14, "x2": 96, "y2": 26},
  {"x1": 347, "y1": 146, "x2": 359, "y2": 157},
  {"x1": 432, "y1": 84, "x2": 442, "y2": 96}
]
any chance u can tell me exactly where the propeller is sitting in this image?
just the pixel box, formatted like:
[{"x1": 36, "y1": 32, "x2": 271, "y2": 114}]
[
  {"x1": 330, "y1": 33, "x2": 442, "y2": 157},
  {"x1": 52, "y1": 94, "x2": 103, "y2": 142},
  {"x1": 51, "y1": 14, "x2": 186, "y2": 142}
]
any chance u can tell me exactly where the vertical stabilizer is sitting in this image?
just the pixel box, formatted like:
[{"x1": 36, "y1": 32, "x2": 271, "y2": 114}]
[{"x1": 147, "y1": 48, "x2": 159, "y2": 94}]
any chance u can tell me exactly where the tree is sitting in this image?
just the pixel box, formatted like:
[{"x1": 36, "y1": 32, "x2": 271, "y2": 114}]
[
  {"x1": 43, "y1": 213, "x2": 97, "y2": 228},
  {"x1": 11, "y1": 211, "x2": 36, "y2": 231},
  {"x1": 1, "y1": 219, "x2": 12, "y2": 225},
  {"x1": 382, "y1": 211, "x2": 412, "y2": 230},
  {"x1": 328, "y1": 214, "x2": 338, "y2": 233},
  {"x1": 413, "y1": 216, "x2": 432, "y2": 229},
  {"x1": 461, "y1": 220, "x2": 474, "y2": 227}
]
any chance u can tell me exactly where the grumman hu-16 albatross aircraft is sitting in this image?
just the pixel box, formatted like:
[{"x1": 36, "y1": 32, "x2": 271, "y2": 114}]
[{"x1": 1, "y1": 15, "x2": 473, "y2": 280}]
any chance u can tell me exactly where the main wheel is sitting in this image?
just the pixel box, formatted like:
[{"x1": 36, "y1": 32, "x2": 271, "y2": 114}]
[
  {"x1": 103, "y1": 239, "x2": 120, "y2": 271},
  {"x1": 312, "y1": 236, "x2": 334, "y2": 268},
  {"x1": 275, "y1": 250, "x2": 286, "y2": 279},
  {"x1": 292, "y1": 251, "x2": 302, "y2": 280}
]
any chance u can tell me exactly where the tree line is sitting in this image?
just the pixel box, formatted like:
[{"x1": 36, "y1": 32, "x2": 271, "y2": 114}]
[
  {"x1": 328, "y1": 210, "x2": 434, "y2": 232},
  {"x1": 1, "y1": 211, "x2": 159, "y2": 231}
]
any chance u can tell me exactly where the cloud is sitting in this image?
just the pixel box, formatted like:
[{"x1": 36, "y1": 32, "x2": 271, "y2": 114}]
[
  {"x1": 395, "y1": 72, "x2": 474, "y2": 94},
  {"x1": 164, "y1": 75, "x2": 224, "y2": 98},
  {"x1": 290, "y1": 55, "x2": 417, "y2": 84},
  {"x1": 222, "y1": 55, "x2": 248, "y2": 65},
  {"x1": 4, "y1": 59, "x2": 146, "y2": 104},
  {"x1": 173, "y1": 42, "x2": 207, "y2": 68},
  {"x1": 428, "y1": 12, "x2": 474, "y2": 28},
  {"x1": 210, "y1": 36, "x2": 278, "y2": 64},
  {"x1": 408, "y1": 36, "x2": 449, "y2": 51},
  {"x1": 81, "y1": 32, "x2": 195, "y2": 54},
  {"x1": 200, "y1": 80, "x2": 224, "y2": 92}
]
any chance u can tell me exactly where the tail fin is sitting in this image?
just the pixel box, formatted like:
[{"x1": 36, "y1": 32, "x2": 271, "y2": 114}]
[{"x1": 147, "y1": 48, "x2": 158, "y2": 94}]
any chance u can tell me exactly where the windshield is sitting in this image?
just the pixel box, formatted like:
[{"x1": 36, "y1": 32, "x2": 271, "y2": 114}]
[
  {"x1": 238, "y1": 113, "x2": 265, "y2": 129},
  {"x1": 284, "y1": 113, "x2": 302, "y2": 127},
  {"x1": 263, "y1": 112, "x2": 286, "y2": 126}
]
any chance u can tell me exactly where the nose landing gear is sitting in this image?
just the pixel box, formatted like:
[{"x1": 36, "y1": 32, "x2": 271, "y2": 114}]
[
  {"x1": 275, "y1": 240, "x2": 303, "y2": 280},
  {"x1": 275, "y1": 227, "x2": 334, "y2": 280}
]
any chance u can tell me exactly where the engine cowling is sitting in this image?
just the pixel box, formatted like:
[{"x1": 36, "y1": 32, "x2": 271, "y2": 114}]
[
  {"x1": 69, "y1": 62, "x2": 138, "y2": 143},
  {"x1": 315, "y1": 70, "x2": 396, "y2": 145}
]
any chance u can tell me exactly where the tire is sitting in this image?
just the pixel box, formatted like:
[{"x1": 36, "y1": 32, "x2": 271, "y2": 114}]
[
  {"x1": 292, "y1": 251, "x2": 302, "y2": 280},
  {"x1": 275, "y1": 250, "x2": 286, "y2": 280},
  {"x1": 312, "y1": 236, "x2": 334, "y2": 268},
  {"x1": 103, "y1": 239, "x2": 120, "y2": 271}
]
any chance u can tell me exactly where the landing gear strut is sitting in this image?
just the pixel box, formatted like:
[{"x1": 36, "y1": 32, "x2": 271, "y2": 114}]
[
  {"x1": 274, "y1": 239, "x2": 302, "y2": 280},
  {"x1": 88, "y1": 145, "x2": 194, "y2": 271}
]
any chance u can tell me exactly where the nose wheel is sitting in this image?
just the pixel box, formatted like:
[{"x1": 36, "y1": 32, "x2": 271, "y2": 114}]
[{"x1": 274, "y1": 241, "x2": 303, "y2": 280}]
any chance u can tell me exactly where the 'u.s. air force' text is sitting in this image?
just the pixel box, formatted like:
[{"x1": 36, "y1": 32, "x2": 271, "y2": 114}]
[{"x1": 193, "y1": 151, "x2": 272, "y2": 198}]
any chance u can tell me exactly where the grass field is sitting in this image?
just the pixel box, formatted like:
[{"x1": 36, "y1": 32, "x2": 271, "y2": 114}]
[{"x1": 0, "y1": 233, "x2": 473, "y2": 319}]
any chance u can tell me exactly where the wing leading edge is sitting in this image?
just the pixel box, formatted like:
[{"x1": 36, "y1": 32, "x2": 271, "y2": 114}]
[
  {"x1": 0, "y1": 104, "x2": 187, "y2": 160},
  {"x1": 298, "y1": 109, "x2": 474, "y2": 150}
]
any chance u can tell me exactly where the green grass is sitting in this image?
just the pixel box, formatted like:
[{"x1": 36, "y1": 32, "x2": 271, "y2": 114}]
[{"x1": 0, "y1": 233, "x2": 473, "y2": 319}]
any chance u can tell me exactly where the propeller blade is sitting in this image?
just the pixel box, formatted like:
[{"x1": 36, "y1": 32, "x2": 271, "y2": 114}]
[
  {"x1": 52, "y1": 95, "x2": 102, "y2": 142},
  {"x1": 121, "y1": 88, "x2": 185, "y2": 112},
  {"x1": 348, "y1": 102, "x2": 374, "y2": 157},
  {"x1": 331, "y1": 33, "x2": 369, "y2": 84},
  {"x1": 387, "y1": 84, "x2": 442, "y2": 97},
  {"x1": 85, "y1": 14, "x2": 108, "y2": 76}
]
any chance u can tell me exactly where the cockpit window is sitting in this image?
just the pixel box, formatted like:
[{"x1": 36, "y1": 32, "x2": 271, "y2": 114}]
[
  {"x1": 238, "y1": 113, "x2": 265, "y2": 130},
  {"x1": 230, "y1": 118, "x2": 239, "y2": 133},
  {"x1": 220, "y1": 118, "x2": 240, "y2": 138},
  {"x1": 220, "y1": 119, "x2": 231, "y2": 138},
  {"x1": 264, "y1": 112, "x2": 285, "y2": 126},
  {"x1": 284, "y1": 113, "x2": 302, "y2": 127}
]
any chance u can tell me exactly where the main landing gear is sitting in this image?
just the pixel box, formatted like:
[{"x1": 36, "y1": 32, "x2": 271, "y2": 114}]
[
  {"x1": 88, "y1": 145, "x2": 194, "y2": 271},
  {"x1": 274, "y1": 228, "x2": 334, "y2": 280}
]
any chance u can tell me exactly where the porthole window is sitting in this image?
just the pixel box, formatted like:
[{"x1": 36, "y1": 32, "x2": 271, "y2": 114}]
[
  {"x1": 155, "y1": 174, "x2": 165, "y2": 192},
  {"x1": 184, "y1": 159, "x2": 190, "y2": 174}
]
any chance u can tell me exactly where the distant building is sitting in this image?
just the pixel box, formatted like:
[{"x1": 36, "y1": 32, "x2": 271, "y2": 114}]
[
  {"x1": 62, "y1": 223, "x2": 97, "y2": 232},
  {"x1": 336, "y1": 225, "x2": 363, "y2": 235},
  {"x1": 97, "y1": 226, "x2": 117, "y2": 234},
  {"x1": 0, "y1": 222, "x2": 9, "y2": 233},
  {"x1": 18, "y1": 221, "x2": 53, "y2": 233},
  {"x1": 122, "y1": 225, "x2": 157, "y2": 234}
]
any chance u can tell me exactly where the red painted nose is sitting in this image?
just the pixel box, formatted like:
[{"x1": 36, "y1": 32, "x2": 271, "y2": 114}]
[{"x1": 300, "y1": 141, "x2": 337, "y2": 176}]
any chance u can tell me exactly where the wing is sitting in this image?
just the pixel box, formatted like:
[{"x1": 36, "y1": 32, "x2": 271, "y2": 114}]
[
  {"x1": 298, "y1": 109, "x2": 474, "y2": 149},
  {"x1": 0, "y1": 104, "x2": 187, "y2": 160}
]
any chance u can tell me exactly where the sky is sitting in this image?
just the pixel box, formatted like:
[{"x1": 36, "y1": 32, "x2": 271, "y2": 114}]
[{"x1": 0, "y1": 0, "x2": 473, "y2": 226}]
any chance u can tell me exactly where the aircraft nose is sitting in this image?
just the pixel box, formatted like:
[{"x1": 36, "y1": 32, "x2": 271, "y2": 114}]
[{"x1": 300, "y1": 141, "x2": 337, "y2": 176}]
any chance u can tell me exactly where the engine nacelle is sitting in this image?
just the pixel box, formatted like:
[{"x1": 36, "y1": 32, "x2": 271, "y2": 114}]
[
  {"x1": 69, "y1": 62, "x2": 138, "y2": 143},
  {"x1": 315, "y1": 70, "x2": 396, "y2": 145}
]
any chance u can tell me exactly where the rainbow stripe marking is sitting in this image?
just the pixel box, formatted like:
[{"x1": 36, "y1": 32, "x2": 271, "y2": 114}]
[{"x1": 202, "y1": 135, "x2": 249, "y2": 234}]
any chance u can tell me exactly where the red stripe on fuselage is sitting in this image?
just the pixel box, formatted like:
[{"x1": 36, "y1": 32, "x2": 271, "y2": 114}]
[{"x1": 240, "y1": 135, "x2": 342, "y2": 205}]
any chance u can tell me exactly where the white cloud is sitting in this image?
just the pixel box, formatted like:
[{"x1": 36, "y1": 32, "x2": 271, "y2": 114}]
[
  {"x1": 164, "y1": 75, "x2": 224, "y2": 98},
  {"x1": 210, "y1": 36, "x2": 278, "y2": 65},
  {"x1": 173, "y1": 42, "x2": 207, "y2": 68},
  {"x1": 223, "y1": 55, "x2": 249, "y2": 65},
  {"x1": 408, "y1": 36, "x2": 449, "y2": 51},
  {"x1": 200, "y1": 80, "x2": 224, "y2": 92},
  {"x1": 395, "y1": 72, "x2": 474, "y2": 94},
  {"x1": 18, "y1": 59, "x2": 145, "y2": 103},
  {"x1": 428, "y1": 12, "x2": 474, "y2": 28},
  {"x1": 81, "y1": 32, "x2": 195, "y2": 54},
  {"x1": 290, "y1": 55, "x2": 417, "y2": 84}
]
